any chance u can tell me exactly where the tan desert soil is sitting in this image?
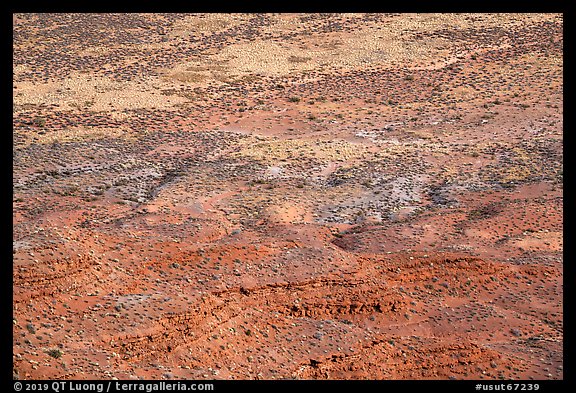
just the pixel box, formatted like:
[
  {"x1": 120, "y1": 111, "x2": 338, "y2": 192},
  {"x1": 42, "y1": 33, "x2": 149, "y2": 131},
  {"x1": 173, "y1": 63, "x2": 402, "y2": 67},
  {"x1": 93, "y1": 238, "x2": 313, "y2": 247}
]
[{"x1": 13, "y1": 13, "x2": 562, "y2": 380}]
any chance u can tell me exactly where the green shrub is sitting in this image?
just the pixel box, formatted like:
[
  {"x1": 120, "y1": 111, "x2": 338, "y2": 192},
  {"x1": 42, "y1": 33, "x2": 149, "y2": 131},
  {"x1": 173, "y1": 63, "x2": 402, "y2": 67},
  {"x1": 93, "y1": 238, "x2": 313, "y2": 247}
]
[
  {"x1": 33, "y1": 117, "x2": 46, "y2": 127},
  {"x1": 46, "y1": 348, "x2": 63, "y2": 359}
]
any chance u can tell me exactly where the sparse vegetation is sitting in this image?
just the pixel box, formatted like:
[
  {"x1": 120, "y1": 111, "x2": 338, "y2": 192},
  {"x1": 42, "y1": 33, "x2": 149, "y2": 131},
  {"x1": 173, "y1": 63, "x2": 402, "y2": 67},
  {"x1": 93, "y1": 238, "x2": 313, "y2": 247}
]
[
  {"x1": 12, "y1": 12, "x2": 563, "y2": 381},
  {"x1": 46, "y1": 348, "x2": 63, "y2": 359},
  {"x1": 33, "y1": 116, "x2": 46, "y2": 127}
]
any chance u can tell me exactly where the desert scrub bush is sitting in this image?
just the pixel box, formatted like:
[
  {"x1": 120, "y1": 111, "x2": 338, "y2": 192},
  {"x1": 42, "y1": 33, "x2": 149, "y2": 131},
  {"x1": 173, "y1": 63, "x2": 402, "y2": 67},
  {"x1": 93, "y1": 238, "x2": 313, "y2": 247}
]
[
  {"x1": 467, "y1": 203, "x2": 502, "y2": 220},
  {"x1": 33, "y1": 116, "x2": 46, "y2": 127},
  {"x1": 46, "y1": 348, "x2": 63, "y2": 359},
  {"x1": 289, "y1": 96, "x2": 301, "y2": 103}
]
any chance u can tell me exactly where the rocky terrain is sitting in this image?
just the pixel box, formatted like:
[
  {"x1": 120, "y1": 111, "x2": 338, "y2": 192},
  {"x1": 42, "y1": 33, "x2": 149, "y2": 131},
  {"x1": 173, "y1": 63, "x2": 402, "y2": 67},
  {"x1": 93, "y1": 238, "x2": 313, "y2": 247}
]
[{"x1": 13, "y1": 13, "x2": 563, "y2": 380}]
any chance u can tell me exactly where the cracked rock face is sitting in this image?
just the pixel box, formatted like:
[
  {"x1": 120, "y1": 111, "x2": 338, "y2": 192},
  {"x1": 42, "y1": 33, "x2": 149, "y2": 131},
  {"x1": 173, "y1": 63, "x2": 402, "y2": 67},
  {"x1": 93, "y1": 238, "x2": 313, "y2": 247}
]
[{"x1": 13, "y1": 13, "x2": 562, "y2": 380}]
